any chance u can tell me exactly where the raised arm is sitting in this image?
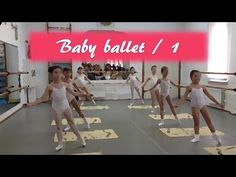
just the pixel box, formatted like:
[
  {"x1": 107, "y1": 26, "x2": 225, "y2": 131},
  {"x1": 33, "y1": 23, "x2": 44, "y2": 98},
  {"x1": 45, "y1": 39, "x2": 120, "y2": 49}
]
[{"x1": 203, "y1": 86, "x2": 224, "y2": 108}]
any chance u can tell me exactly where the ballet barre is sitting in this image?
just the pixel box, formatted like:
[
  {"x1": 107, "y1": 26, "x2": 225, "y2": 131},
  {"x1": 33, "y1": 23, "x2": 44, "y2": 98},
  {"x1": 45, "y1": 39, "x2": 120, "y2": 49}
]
[
  {"x1": 0, "y1": 71, "x2": 29, "y2": 76},
  {"x1": 200, "y1": 71, "x2": 236, "y2": 76},
  {"x1": 0, "y1": 92, "x2": 9, "y2": 97},
  {"x1": 86, "y1": 70, "x2": 132, "y2": 73},
  {"x1": 177, "y1": 84, "x2": 236, "y2": 92},
  {"x1": 206, "y1": 85, "x2": 236, "y2": 92},
  {"x1": 0, "y1": 85, "x2": 14, "y2": 91},
  {"x1": 0, "y1": 85, "x2": 29, "y2": 97}
]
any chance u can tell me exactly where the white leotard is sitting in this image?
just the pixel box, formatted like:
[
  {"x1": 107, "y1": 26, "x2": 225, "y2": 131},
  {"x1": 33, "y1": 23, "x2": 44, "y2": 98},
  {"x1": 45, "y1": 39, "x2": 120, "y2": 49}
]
[
  {"x1": 149, "y1": 74, "x2": 159, "y2": 90},
  {"x1": 75, "y1": 74, "x2": 87, "y2": 87},
  {"x1": 51, "y1": 86, "x2": 70, "y2": 113},
  {"x1": 190, "y1": 87, "x2": 206, "y2": 109},
  {"x1": 160, "y1": 79, "x2": 171, "y2": 97},
  {"x1": 66, "y1": 81, "x2": 75, "y2": 103},
  {"x1": 129, "y1": 74, "x2": 139, "y2": 87}
]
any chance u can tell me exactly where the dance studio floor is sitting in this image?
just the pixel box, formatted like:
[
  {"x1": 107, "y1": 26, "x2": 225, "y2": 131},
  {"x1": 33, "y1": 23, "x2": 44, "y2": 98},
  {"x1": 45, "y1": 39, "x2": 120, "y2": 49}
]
[{"x1": 0, "y1": 99, "x2": 236, "y2": 155}]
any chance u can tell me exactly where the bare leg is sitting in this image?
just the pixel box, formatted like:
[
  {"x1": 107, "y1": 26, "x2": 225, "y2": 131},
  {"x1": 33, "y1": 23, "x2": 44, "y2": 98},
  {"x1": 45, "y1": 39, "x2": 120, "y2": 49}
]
[
  {"x1": 191, "y1": 107, "x2": 200, "y2": 143},
  {"x1": 79, "y1": 87, "x2": 87, "y2": 105},
  {"x1": 200, "y1": 106, "x2": 215, "y2": 132},
  {"x1": 134, "y1": 86, "x2": 144, "y2": 104},
  {"x1": 200, "y1": 106, "x2": 221, "y2": 144},
  {"x1": 165, "y1": 95, "x2": 180, "y2": 125},
  {"x1": 63, "y1": 107, "x2": 86, "y2": 147},
  {"x1": 130, "y1": 85, "x2": 135, "y2": 105},
  {"x1": 165, "y1": 95, "x2": 177, "y2": 116},
  {"x1": 154, "y1": 89, "x2": 161, "y2": 106},
  {"x1": 71, "y1": 99, "x2": 90, "y2": 129},
  {"x1": 52, "y1": 109, "x2": 63, "y2": 151},
  {"x1": 150, "y1": 90, "x2": 156, "y2": 112},
  {"x1": 158, "y1": 95, "x2": 165, "y2": 126}
]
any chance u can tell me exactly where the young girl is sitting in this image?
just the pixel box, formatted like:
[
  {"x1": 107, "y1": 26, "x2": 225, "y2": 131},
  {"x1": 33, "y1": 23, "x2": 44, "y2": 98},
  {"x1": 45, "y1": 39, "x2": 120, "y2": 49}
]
[
  {"x1": 175, "y1": 70, "x2": 223, "y2": 145},
  {"x1": 144, "y1": 66, "x2": 181, "y2": 126},
  {"x1": 124, "y1": 66, "x2": 144, "y2": 106},
  {"x1": 141, "y1": 65, "x2": 161, "y2": 113},
  {"x1": 62, "y1": 67, "x2": 90, "y2": 131},
  {"x1": 25, "y1": 66, "x2": 90, "y2": 151},
  {"x1": 74, "y1": 67, "x2": 96, "y2": 106}
]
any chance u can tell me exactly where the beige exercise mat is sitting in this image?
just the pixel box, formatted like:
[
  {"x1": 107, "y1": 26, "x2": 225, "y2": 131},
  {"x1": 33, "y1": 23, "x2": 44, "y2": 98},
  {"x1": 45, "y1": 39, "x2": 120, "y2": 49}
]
[
  {"x1": 51, "y1": 117, "x2": 102, "y2": 126},
  {"x1": 149, "y1": 113, "x2": 193, "y2": 120},
  {"x1": 54, "y1": 129, "x2": 119, "y2": 142},
  {"x1": 70, "y1": 151, "x2": 103, "y2": 155},
  {"x1": 128, "y1": 105, "x2": 160, "y2": 109},
  {"x1": 204, "y1": 145, "x2": 236, "y2": 155},
  {"x1": 80, "y1": 105, "x2": 109, "y2": 110},
  {"x1": 160, "y1": 126, "x2": 224, "y2": 137}
]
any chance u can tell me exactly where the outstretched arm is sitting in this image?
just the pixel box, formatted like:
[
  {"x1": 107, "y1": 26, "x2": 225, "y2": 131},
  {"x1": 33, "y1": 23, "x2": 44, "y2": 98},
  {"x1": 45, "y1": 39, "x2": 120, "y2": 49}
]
[
  {"x1": 203, "y1": 87, "x2": 224, "y2": 108},
  {"x1": 84, "y1": 75, "x2": 93, "y2": 85},
  {"x1": 141, "y1": 77, "x2": 150, "y2": 88},
  {"x1": 72, "y1": 82, "x2": 82, "y2": 93},
  {"x1": 170, "y1": 80, "x2": 181, "y2": 88},
  {"x1": 25, "y1": 86, "x2": 50, "y2": 107},
  {"x1": 144, "y1": 79, "x2": 161, "y2": 92},
  {"x1": 125, "y1": 76, "x2": 130, "y2": 84},
  {"x1": 65, "y1": 83, "x2": 87, "y2": 97},
  {"x1": 136, "y1": 76, "x2": 142, "y2": 83},
  {"x1": 175, "y1": 86, "x2": 191, "y2": 108}
]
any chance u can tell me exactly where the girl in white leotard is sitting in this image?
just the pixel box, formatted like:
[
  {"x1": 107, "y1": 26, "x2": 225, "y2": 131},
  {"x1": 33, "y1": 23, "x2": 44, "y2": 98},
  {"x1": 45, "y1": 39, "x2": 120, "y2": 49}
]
[
  {"x1": 142, "y1": 65, "x2": 161, "y2": 113},
  {"x1": 125, "y1": 67, "x2": 144, "y2": 106},
  {"x1": 175, "y1": 70, "x2": 223, "y2": 145},
  {"x1": 74, "y1": 67, "x2": 96, "y2": 106},
  {"x1": 63, "y1": 68, "x2": 90, "y2": 131},
  {"x1": 144, "y1": 66, "x2": 181, "y2": 126},
  {"x1": 25, "y1": 66, "x2": 91, "y2": 151}
]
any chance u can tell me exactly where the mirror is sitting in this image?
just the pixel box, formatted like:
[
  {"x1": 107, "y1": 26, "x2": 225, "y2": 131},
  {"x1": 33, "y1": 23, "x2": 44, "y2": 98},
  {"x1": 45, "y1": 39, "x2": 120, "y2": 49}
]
[
  {"x1": 0, "y1": 41, "x2": 20, "y2": 115},
  {"x1": 80, "y1": 61, "x2": 130, "y2": 80}
]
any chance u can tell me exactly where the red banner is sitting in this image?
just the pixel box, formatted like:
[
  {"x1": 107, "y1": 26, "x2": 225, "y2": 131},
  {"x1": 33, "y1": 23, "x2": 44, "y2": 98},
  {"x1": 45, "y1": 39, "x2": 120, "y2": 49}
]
[{"x1": 29, "y1": 31, "x2": 207, "y2": 62}]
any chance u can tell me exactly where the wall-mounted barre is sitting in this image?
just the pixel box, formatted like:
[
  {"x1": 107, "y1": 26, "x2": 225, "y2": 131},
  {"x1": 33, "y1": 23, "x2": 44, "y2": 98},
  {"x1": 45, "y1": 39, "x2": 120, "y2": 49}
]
[
  {"x1": 0, "y1": 85, "x2": 29, "y2": 97},
  {"x1": 200, "y1": 71, "x2": 236, "y2": 76},
  {"x1": 177, "y1": 84, "x2": 236, "y2": 92},
  {"x1": 0, "y1": 71, "x2": 29, "y2": 77}
]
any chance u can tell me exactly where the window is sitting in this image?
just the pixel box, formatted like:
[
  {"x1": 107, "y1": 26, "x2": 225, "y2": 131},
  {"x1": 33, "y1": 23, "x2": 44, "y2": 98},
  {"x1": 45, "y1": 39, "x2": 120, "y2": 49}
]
[{"x1": 208, "y1": 23, "x2": 230, "y2": 81}]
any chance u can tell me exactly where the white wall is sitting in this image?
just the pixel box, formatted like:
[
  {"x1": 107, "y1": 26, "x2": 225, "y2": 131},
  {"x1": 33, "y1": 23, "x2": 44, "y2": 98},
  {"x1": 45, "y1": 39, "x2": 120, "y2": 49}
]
[
  {"x1": 0, "y1": 23, "x2": 18, "y2": 46},
  {"x1": 22, "y1": 23, "x2": 47, "y2": 98},
  {"x1": 225, "y1": 23, "x2": 236, "y2": 113}
]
